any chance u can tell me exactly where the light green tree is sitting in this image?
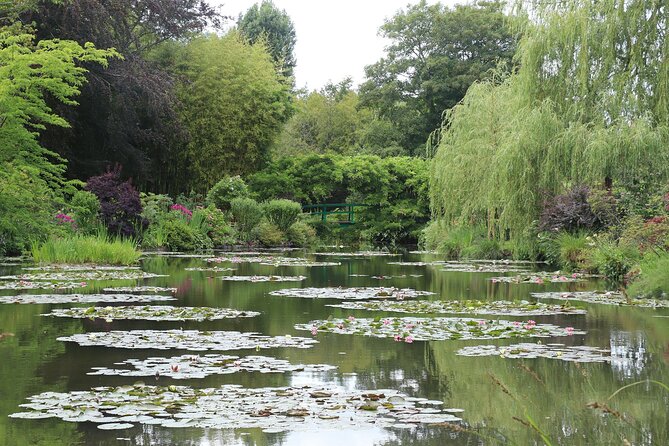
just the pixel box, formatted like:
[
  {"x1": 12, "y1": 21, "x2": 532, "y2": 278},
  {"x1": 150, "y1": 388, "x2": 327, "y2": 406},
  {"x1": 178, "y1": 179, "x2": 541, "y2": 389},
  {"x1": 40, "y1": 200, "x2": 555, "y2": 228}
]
[{"x1": 177, "y1": 32, "x2": 292, "y2": 190}]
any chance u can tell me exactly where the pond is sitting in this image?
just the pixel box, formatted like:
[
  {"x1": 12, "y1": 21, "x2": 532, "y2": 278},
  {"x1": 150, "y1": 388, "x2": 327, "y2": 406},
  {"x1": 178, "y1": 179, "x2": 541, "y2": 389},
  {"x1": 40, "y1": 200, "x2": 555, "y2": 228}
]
[{"x1": 0, "y1": 251, "x2": 667, "y2": 445}]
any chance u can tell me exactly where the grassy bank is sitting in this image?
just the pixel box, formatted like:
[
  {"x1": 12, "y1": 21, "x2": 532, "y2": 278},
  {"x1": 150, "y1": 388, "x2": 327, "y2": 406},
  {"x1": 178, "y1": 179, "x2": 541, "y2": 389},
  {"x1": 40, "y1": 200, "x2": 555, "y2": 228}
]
[{"x1": 32, "y1": 234, "x2": 141, "y2": 265}]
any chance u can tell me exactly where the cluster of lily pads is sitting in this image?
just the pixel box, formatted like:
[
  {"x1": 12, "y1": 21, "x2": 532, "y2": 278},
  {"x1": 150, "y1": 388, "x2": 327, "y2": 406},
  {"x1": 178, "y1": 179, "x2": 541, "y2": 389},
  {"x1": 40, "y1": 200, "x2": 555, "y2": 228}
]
[
  {"x1": 439, "y1": 263, "x2": 530, "y2": 273},
  {"x1": 102, "y1": 286, "x2": 177, "y2": 294},
  {"x1": 10, "y1": 383, "x2": 463, "y2": 431},
  {"x1": 314, "y1": 251, "x2": 401, "y2": 257},
  {"x1": 327, "y1": 299, "x2": 586, "y2": 316},
  {"x1": 88, "y1": 354, "x2": 337, "y2": 379},
  {"x1": 269, "y1": 287, "x2": 434, "y2": 300},
  {"x1": 0, "y1": 281, "x2": 88, "y2": 291},
  {"x1": 0, "y1": 293, "x2": 176, "y2": 305},
  {"x1": 532, "y1": 291, "x2": 669, "y2": 308},
  {"x1": 58, "y1": 329, "x2": 318, "y2": 351},
  {"x1": 296, "y1": 317, "x2": 583, "y2": 341},
  {"x1": 0, "y1": 271, "x2": 166, "y2": 282},
  {"x1": 184, "y1": 266, "x2": 236, "y2": 272},
  {"x1": 489, "y1": 271, "x2": 589, "y2": 284},
  {"x1": 22, "y1": 265, "x2": 141, "y2": 272},
  {"x1": 456, "y1": 343, "x2": 611, "y2": 363},
  {"x1": 44, "y1": 306, "x2": 260, "y2": 322},
  {"x1": 220, "y1": 275, "x2": 307, "y2": 282},
  {"x1": 205, "y1": 255, "x2": 284, "y2": 264}
]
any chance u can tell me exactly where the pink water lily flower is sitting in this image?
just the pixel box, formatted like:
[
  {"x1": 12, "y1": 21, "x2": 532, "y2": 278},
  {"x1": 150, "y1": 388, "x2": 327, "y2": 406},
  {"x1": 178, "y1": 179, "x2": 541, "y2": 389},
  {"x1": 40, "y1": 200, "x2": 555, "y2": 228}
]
[
  {"x1": 347, "y1": 316, "x2": 356, "y2": 322},
  {"x1": 404, "y1": 335, "x2": 414, "y2": 344},
  {"x1": 382, "y1": 319, "x2": 391, "y2": 326},
  {"x1": 393, "y1": 335, "x2": 402, "y2": 342}
]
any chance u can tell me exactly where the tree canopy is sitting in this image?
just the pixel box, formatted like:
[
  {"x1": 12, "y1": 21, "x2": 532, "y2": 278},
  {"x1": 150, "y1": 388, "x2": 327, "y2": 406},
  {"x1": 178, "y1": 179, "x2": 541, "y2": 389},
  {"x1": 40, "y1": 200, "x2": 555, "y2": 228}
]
[
  {"x1": 360, "y1": 0, "x2": 517, "y2": 153},
  {"x1": 238, "y1": 0, "x2": 297, "y2": 81}
]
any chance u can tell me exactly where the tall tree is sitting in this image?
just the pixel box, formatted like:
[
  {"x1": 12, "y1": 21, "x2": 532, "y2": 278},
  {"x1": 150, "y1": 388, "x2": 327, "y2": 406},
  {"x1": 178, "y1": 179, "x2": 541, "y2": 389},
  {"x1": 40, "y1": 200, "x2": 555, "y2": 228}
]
[
  {"x1": 20, "y1": 0, "x2": 220, "y2": 192},
  {"x1": 237, "y1": 0, "x2": 296, "y2": 81},
  {"x1": 175, "y1": 32, "x2": 292, "y2": 191},
  {"x1": 360, "y1": 0, "x2": 517, "y2": 153}
]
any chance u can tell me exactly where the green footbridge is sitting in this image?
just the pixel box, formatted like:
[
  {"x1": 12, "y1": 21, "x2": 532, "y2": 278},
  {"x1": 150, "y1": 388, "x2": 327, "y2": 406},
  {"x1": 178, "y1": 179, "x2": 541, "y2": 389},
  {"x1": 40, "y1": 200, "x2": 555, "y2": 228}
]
[{"x1": 302, "y1": 203, "x2": 372, "y2": 225}]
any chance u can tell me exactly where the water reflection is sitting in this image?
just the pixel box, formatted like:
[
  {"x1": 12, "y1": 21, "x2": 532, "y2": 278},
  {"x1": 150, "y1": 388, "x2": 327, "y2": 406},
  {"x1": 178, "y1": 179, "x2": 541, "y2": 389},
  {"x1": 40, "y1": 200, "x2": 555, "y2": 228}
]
[{"x1": 610, "y1": 330, "x2": 648, "y2": 379}]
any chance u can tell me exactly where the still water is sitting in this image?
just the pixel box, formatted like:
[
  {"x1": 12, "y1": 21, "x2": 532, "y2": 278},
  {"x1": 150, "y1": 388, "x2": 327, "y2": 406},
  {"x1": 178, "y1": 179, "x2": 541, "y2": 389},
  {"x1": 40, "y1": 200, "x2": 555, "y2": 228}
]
[{"x1": 1, "y1": 251, "x2": 667, "y2": 445}]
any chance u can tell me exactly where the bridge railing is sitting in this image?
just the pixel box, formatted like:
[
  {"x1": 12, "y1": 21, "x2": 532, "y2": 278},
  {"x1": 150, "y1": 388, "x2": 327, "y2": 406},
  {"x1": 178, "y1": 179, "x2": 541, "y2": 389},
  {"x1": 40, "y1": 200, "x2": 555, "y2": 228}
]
[{"x1": 302, "y1": 203, "x2": 371, "y2": 225}]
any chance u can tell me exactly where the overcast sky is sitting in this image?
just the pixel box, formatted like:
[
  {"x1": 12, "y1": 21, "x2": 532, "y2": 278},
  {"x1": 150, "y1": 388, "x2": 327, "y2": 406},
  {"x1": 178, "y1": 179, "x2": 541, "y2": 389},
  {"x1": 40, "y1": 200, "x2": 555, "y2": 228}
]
[{"x1": 212, "y1": 0, "x2": 459, "y2": 91}]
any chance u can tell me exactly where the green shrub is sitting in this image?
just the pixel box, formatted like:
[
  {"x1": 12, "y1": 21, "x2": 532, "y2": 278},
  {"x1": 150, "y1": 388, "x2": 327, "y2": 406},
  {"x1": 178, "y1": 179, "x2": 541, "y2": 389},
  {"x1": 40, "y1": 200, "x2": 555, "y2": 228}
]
[
  {"x1": 287, "y1": 221, "x2": 317, "y2": 247},
  {"x1": 200, "y1": 205, "x2": 236, "y2": 246},
  {"x1": 158, "y1": 212, "x2": 212, "y2": 251},
  {"x1": 627, "y1": 253, "x2": 669, "y2": 298},
  {"x1": 555, "y1": 232, "x2": 592, "y2": 271},
  {"x1": 619, "y1": 215, "x2": 669, "y2": 253},
  {"x1": 253, "y1": 220, "x2": 285, "y2": 246},
  {"x1": 231, "y1": 197, "x2": 263, "y2": 242},
  {"x1": 32, "y1": 233, "x2": 140, "y2": 265},
  {"x1": 140, "y1": 193, "x2": 173, "y2": 226},
  {"x1": 69, "y1": 190, "x2": 101, "y2": 235},
  {"x1": 207, "y1": 176, "x2": 249, "y2": 210},
  {"x1": 262, "y1": 199, "x2": 302, "y2": 232},
  {"x1": 591, "y1": 241, "x2": 639, "y2": 283},
  {"x1": 463, "y1": 238, "x2": 502, "y2": 260}
]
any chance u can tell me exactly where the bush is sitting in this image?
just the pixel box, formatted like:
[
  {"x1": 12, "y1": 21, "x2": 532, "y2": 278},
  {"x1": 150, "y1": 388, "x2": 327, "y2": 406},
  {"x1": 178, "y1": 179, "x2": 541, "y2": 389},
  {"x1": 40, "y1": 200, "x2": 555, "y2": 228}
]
[
  {"x1": 231, "y1": 197, "x2": 263, "y2": 242},
  {"x1": 70, "y1": 190, "x2": 101, "y2": 235},
  {"x1": 462, "y1": 238, "x2": 502, "y2": 260},
  {"x1": 555, "y1": 232, "x2": 592, "y2": 271},
  {"x1": 32, "y1": 234, "x2": 140, "y2": 265},
  {"x1": 591, "y1": 241, "x2": 639, "y2": 283},
  {"x1": 0, "y1": 166, "x2": 55, "y2": 255},
  {"x1": 140, "y1": 193, "x2": 173, "y2": 225},
  {"x1": 158, "y1": 212, "x2": 212, "y2": 251},
  {"x1": 206, "y1": 176, "x2": 249, "y2": 210},
  {"x1": 619, "y1": 215, "x2": 669, "y2": 253},
  {"x1": 287, "y1": 221, "x2": 317, "y2": 247},
  {"x1": 85, "y1": 167, "x2": 145, "y2": 237},
  {"x1": 627, "y1": 253, "x2": 669, "y2": 298},
  {"x1": 587, "y1": 188, "x2": 619, "y2": 228},
  {"x1": 539, "y1": 185, "x2": 599, "y2": 233},
  {"x1": 200, "y1": 205, "x2": 236, "y2": 247},
  {"x1": 262, "y1": 199, "x2": 302, "y2": 232},
  {"x1": 253, "y1": 220, "x2": 285, "y2": 246}
]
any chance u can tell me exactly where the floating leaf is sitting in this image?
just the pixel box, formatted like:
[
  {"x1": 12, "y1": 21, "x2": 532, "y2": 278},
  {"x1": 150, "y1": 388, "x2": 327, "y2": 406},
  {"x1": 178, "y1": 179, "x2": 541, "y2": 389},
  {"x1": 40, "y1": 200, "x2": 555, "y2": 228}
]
[
  {"x1": 489, "y1": 271, "x2": 593, "y2": 284},
  {"x1": 0, "y1": 271, "x2": 166, "y2": 281},
  {"x1": 102, "y1": 287, "x2": 177, "y2": 294}
]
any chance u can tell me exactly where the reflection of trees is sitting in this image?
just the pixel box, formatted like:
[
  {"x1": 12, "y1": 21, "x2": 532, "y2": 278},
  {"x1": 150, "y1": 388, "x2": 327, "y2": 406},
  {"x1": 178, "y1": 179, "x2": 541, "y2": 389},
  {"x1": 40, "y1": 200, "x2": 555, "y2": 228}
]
[{"x1": 0, "y1": 305, "x2": 83, "y2": 445}]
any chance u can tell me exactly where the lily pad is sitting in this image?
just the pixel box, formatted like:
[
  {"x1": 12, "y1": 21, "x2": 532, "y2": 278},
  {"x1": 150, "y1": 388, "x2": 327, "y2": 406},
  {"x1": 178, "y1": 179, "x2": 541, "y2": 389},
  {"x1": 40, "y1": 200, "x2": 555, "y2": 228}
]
[
  {"x1": 11, "y1": 383, "x2": 464, "y2": 430},
  {"x1": 58, "y1": 329, "x2": 318, "y2": 350},
  {"x1": 489, "y1": 271, "x2": 591, "y2": 284},
  {"x1": 532, "y1": 291, "x2": 669, "y2": 308},
  {"x1": 327, "y1": 299, "x2": 587, "y2": 316},
  {"x1": 456, "y1": 342, "x2": 612, "y2": 363},
  {"x1": 0, "y1": 271, "x2": 166, "y2": 282},
  {"x1": 205, "y1": 255, "x2": 286, "y2": 264},
  {"x1": 44, "y1": 306, "x2": 259, "y2": 321},
  {"x1": 439, "y1": 262, "x2": 530, "y2": 273},
  {"x1": 220, "y1": 275, "x2": 307, "y2": 282},
  {"x1": 0, "y1": 293, "x2": 176, "y2": 304},
  {"x1": 97, "y1": 423, "x2": 134, "y2": 430},
  {"x1": 102, "y1": 287, "x2": 178, "y2": 294},
  {"x1": 262, "y1": 259, "x2": 342, "y2": 267},
  {"x1": 296, "y1": 317, "x2": 584, "y2": 341},
  {"x1": 269, "y1": 287, "x2": 434, "y2": 300},
  {"x1": 88, "y1": 354, "x2": 336, "y2": 379}
]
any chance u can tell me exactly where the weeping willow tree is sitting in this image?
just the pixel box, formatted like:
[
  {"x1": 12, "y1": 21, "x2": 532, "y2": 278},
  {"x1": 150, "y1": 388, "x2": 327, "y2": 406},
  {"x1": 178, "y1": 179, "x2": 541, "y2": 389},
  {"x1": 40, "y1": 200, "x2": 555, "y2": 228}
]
[{"x1": 430, "y1": 0, "x2": 669, "y2": 241}]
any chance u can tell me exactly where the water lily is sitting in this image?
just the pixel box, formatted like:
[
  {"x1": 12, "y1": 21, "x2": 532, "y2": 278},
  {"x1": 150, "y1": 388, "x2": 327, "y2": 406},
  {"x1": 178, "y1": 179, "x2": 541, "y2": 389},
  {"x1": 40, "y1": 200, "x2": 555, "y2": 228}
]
[
  {"x1": 311, "y1": 326, "x2": 318, "y2": 336},
  {"x1": 171, "y1": 364, "x2": 179, "y2": 372},
  {"x1": 382, "y1": 319, "x2": 391, "y2": 326},
  {"x1": 347, "y1": 316, "x2": 356, "y2": 322},
  {"x1": 393, "y1": 335, "x2": 402, "y2": 342},
  {"x1": 404, "y1": 335, "x2": 414, "y2": 344}
]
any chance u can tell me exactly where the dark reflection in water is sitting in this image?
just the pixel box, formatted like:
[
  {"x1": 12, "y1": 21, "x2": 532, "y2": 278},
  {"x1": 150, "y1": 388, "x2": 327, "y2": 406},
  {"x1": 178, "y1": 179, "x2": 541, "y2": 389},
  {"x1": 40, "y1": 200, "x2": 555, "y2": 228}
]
[{"x1": 0, "y1": 251, "x2": 668, "y2": 445}]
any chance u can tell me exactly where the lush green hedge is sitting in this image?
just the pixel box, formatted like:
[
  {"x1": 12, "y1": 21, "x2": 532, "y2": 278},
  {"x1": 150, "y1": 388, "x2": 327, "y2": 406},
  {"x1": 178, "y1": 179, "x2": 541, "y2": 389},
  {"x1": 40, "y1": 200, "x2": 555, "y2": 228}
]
[{"x1": 246, "y1": 154, "x2": 429, "y2": 244}]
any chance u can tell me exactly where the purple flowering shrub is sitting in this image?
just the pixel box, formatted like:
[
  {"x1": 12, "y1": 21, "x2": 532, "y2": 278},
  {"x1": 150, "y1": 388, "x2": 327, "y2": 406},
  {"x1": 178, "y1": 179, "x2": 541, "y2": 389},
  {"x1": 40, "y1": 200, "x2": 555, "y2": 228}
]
[
  {"x1": 539, "y1": 185, "x2": 600, "y2": 233},
  {"x1": 85, "y1": 167, "x2": 146, "y2": 237}
]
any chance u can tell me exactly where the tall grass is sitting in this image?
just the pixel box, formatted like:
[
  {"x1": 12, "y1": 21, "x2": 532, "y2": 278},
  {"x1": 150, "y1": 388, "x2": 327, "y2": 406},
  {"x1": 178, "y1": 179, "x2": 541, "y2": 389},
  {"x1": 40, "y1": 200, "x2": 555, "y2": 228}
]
[
  {"x1": 627, "y1": 252, "x2": 669, "y2": 298},
  {"x1": 32, "y1": 234, "x2": 141, "y2": 265}
]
